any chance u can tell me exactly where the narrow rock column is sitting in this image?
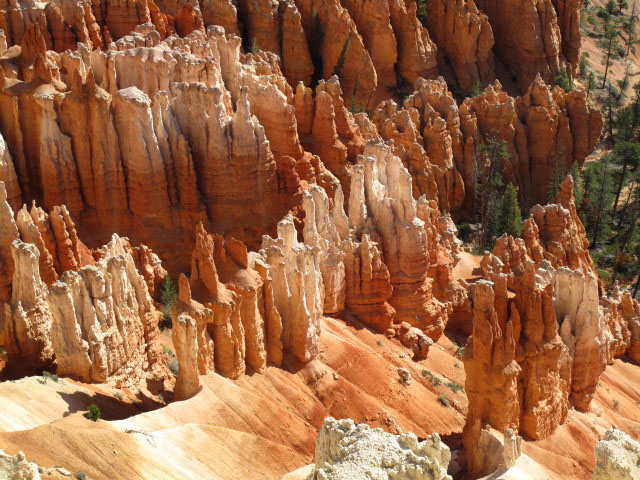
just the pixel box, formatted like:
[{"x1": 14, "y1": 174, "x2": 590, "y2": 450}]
[{"x1": 173, "y1": 313, "x2": 201, "y2": 401}]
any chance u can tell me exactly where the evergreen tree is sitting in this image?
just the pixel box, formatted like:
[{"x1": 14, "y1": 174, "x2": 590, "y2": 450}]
[
  {"x1": 499, "y1": 184, "x2": 523, "y2": 238},
  {"x1": 159, "y1": 276, "x2": 176, "y2": 330},
  {"x1": 470, "y1": 80, "x2": 483, "y2": 97},
  {"x1": 623, "y1": 16, "x2": 637, "y2": 55},
  {"x1": 583, "y1": 155, "x2": 615, "y2": 248},
  {"x1": 611, "y1": 185, "x2": 640, "y2": 285},
  {"x1": 552, "y1": 67, "x2": 572, "y2": 92},
  {"x1": 599, "y1": 21, "x2": 620, "y2": 88},
  {"x1": 612, "y1": 141, "x2": 640, "y2": 211},
  {"x1": 250, "y1": 38, "x2": 260, "y2": 55},
  {"x1": 548, "y1": 145, "x2": 568, "y2": 201},
  {"x1": 333, "y1": 35, "x2": 350, "y2": 79},
  {"x1": 309, "y1": 8, "x2": 324, "y2": 86},
  {"x1": 475, "y1": 138, "x2": 508, "y2": 251},
  {"x1": 414, "y1": 0, "x2": 427, "y2": 23},
  {"x1": 617, "y1": 0, "x2": 628, "y2": 13}
]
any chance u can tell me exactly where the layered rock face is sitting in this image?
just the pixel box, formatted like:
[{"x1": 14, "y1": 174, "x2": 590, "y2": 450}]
[
  {"x1": 0, "y1": 181, "x2": 163, "y2": 386},
  {"x1": 171, "y1": 222, "x2": 290, "y2": 382},
  {"x1": 593, "y1": 428, "x2": 640, "y2": 480},
  {"x1": 463, "y1": 177, "x2": 640, "y2": 476},
  {"x1": 309, "y1": 417, "x2": 452, "y2": 479},
  {"x1": 473, "y1": 0, "x2": 578, "y2": 91},
  {"x1": 424, "y1": 0, "x2": 495, "y2": 92},
  {"x1": 0, "y1": 0, "x2": 206, "y2": 50}
]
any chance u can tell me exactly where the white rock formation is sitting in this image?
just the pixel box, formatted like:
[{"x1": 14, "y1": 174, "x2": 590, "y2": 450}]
[
  {"x1": 593, "y1": 428, "x2": 640, "y2": 480},
  {"x1": 308, "y1": 417, "x2": 452, "y2": 479},
  {"x1": 0, "y1": 449, "x2": 41, "y2": 480},
  {"x1": 261, "y1": 215, "x2": 324, "y2": 363}
]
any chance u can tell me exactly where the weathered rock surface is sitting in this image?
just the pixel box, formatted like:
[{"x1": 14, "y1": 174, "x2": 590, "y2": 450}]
[
  {"x1": 0, "y1": 181, "x2": 163, "y2": 385},
  {"x1": 424, "y1": 0, "x2": 494, "y2": 92},
  {"x1": 0, "y1": 449, "x2": 40, "y2": 480},
  {"x1": 593, "y1": 428, "x2": 640, "y2": 480},
  {"x1": 309, "y1": 417, "x2": 452, "y2": 479}
]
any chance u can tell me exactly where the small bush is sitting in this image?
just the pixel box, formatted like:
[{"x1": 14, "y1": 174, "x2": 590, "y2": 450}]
[
  {"x1": 167, "y1": 358, "x2": 179, "y2": 377},
  {"x1": 437, "y1": 394, "x2": 450, "y2": 408},
  {"x1": 113, "y1": 391, "x2": 124, "y2": 401},
  {"x1": 613, "y1": 399, "x2": 620, "y2": 411},
  {"x1": 75, "y1": 473, "x2": 86, "y2": 480},
  {"x1": 552, "y1": 68, "x2": 572, "y2": 92},
  {"x1": 446, "y1": 381, "x2": 464, "y2": 393},
  {"x1": 250, "y1": 37, "x2": 260, "y2": 55},
  {"x1": 421, "y1": 370, "x2": 441, "y2": 386},
  {"x1": 42, "y1": 370, "x2": 59, "y2": 383},
  {"x1": 83, "y1": 404, "x2": 101, "y2": 422},
  {"x1": 162, "y1": 346, "x2": 175, "y2": 357}
]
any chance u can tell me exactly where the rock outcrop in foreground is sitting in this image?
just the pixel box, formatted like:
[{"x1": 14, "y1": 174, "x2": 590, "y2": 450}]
[
  {"x1": 308, "y1": 417, "x2": 451, "y2": 479},
  {"x1": 593, "y1": 428, "x2": 640, "y2": 480},
  {"x1": 0, "y1": 449, "x2": 40, "y2": 480}
]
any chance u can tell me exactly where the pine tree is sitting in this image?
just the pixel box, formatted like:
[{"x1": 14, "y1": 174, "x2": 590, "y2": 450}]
[
  {"x1": 333, "y1": 35, "x2": 350, "y2": 80},
  {"x1": 470, "y1": 80, "x2": 483, "y2": 97},
  {"x1": 584, "y1": 155, "x2": 615, "y2": 248},
  {"x1": 499, "y1": 184, "x2": 523, "y2": 238},
  {"x1": 309, "y1": 8, "x2": 324, "y2": 86},
  {"x1": 570, "y1": 162, "x2": 584, "y2": 208},
  {"x1": 552, "y1": 67, "x2": 572, "y2": 92},
  {"x1": 623, "y1": 16, "x2": 637, "y2": 55},
  {"x1": 250, "y1": 38, "x2": 260, "y2": 55},
  {"x1": 548, "y1": 144, "x2": 567, "y2": 201},
  {"x1": 599, "y1": 21, "x2": 620, "y2": 88},
  {"x1": 414, "y1": 0, "x2": 427, "y2": 23},
  {"x1": 617, "y1": 0, "x2": 628, "y2": 13},
  {"x1": 475, "y1": 138, "x2": 508, "y2": 251},
  {"x1": 612, "y1": 141, "x2": 640, "y2": 212}
]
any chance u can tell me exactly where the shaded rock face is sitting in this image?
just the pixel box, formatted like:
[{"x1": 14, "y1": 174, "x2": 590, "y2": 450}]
[
  {"x1": 424, "y1": 0, "x2": 495, "y2": 92},
  {"x1": 310, "y1": 417, "x2": 452, "y2": 479},
  {"x1": 0, "y1": 181, "x2": 163, "y2": 386},
  {"x1": 463, "y1": 177, "x2": 640, "y2": 476},
  {"x1": 473, "y1": 0, "x2": 574, "y2": 91},
  {"x1": 593, "y1": 428, "x2": 640, "y2": 480},
  {"x1": 172, "y1": 222, "x2": 287, "y2": 379}
]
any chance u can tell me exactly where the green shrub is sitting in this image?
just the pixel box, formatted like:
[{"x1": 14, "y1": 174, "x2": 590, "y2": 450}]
[
  {"x1": 83, "y1": 404, "x2": 101, "y2": 422},
  {"x1": 437, "y1": 394, "x2": 450, "y2": 408},
  {"x1": 250, "y1": 37, "x2": 260, "y2": 55},
  {"x1": 446, "y1": 381, "x2": 464, "y2": 393},
  {"x1": 42, "y1": 370, "x2": 59, "y2": 383},
  {"x1": 75, "y1": 473, "x2": 86, "y2": 480},
  {"x1": 162, "y1": 346, "x2": 175, "y2": 357},
  {"x1": 167, "y1": 358, "x2": 179, "y2": 377},
  {"x1": 421, "y1": 370, "x2": 441, "y2": 386}
]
